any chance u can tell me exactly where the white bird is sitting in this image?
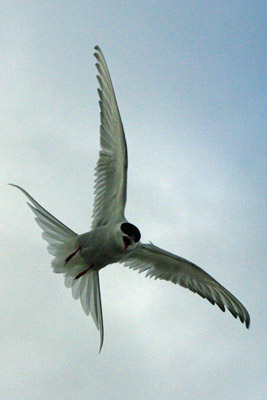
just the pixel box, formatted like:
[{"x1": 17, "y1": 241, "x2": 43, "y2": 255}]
[{"x1": 10, "y1": 46, "x2": 250, "y2": 352}]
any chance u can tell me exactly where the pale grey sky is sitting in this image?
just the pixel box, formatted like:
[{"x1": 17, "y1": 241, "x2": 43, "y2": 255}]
[{"x1": 1, "y1": 1, "x2": 266, "y2": 399}]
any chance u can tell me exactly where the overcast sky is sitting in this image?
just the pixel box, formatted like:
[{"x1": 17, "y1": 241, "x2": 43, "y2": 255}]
[{"x1": 1, "y1": 1, "x2": 266, "y2": 399}]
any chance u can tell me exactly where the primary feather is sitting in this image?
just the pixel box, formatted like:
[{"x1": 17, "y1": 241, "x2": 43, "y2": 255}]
[
  {"x1": 92, "y1": 46, "x2": 128, "y2": 228},
  {"x1": 122, "y1": 243, "x2": 250, "y2": 328}
]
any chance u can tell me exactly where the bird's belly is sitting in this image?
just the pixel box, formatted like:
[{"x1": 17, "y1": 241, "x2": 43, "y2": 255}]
[
  {"x1": 81, "y1": 247, "x2": 120, "y2": 270},
  {"x1": 78, "y1": 230, "x2": 122, "y2": 269}
]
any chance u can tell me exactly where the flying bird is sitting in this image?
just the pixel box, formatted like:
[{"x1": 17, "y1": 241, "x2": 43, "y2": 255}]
[{"x1": 10, "y1": 46, "x2": 250, "y2": 351}]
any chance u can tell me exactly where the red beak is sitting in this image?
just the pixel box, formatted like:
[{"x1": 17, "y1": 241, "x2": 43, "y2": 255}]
[{"x1": 123, "y1": 236, "x2": 134, "y2": 251}]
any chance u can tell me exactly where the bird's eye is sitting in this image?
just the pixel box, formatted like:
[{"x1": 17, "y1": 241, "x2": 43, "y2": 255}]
[{"x1": 121, "y1": 223, "x2": 141, "y2": 242}]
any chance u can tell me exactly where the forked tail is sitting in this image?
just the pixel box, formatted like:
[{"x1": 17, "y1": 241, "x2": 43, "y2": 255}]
[
  {"x1": 66, "y1": 269, "x2": 104, "y2": 351},
  {"x1": 10, "y1": 184, "x2": 104, "y2": 352}
]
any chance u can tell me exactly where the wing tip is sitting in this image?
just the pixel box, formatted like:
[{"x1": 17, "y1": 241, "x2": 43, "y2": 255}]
[
  {"x1": 238, "y1": 314, "x2": 250, "y2": 329},
  {"x1": 9, "y1": 183, "x2": 31, "y2": 198},
  {"x1": 9, "y1": 183, "x2": 21, "y2": 190},
  {"x1": 98, "y1": 338, "x2": 104, "y2": 354},
  {"x1": 94, "y1": 45, "x2": 102, "y2": 61},
  {"x1": 245, "y1": 315, "x2": 250, "y2": 329}
]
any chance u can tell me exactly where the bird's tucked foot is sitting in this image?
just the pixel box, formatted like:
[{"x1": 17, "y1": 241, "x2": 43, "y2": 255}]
[
  {"x1": 74, "y1": 266, "x2": 94, "y2": 280},
  {"x1": 64, "y1": 247, "x2": 81, "y2": 264}
]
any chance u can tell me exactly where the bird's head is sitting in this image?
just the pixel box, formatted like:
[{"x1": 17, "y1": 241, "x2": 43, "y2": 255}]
[{"x1": 114, "y1": 222, "x2": 141, "y2": 252}]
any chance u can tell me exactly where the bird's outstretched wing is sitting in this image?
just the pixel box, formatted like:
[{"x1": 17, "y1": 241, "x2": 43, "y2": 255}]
[
  {"x1": 122, "y1": 243, "x2": 250, "y2": 328},
  {"x1": 9, "y1": 184, "x2": 77, "y2": 240},
  {"x1": 10, "y1": 184, "x2": 104, "y2": 352},
  {"x1": 92, "y1": 46, "x2": 128, "y2": 228}
]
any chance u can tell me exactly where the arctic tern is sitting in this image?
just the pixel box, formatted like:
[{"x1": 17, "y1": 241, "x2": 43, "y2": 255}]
[{"x1": 11, "y1": 46, "x2": 250, "y2": 351}]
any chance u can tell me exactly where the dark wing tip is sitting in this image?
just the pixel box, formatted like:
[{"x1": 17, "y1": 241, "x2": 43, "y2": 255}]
[
  {"x1": 94, "y1": 46, "x2": 103, "y2": 59},
  {"x1": 227, "y1": 304, "x2": 250, "y2": 329},
  {"x1": 217, "y1": 303, "x2": 226, "y2": 312}
]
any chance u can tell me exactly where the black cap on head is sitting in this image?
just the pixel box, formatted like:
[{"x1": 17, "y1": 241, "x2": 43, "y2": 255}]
[{"x1": 121, "y1": 223, "x2": 141, "y2": 243}]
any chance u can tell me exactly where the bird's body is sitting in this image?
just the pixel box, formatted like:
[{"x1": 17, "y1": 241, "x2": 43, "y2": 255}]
[
  {"x1": 79, "y1": 226, "x2": 123, "y2": 269},
  {"x1": 11, "y1": 46, "x2": 250, "y2": 351},
  {"x1": 77, "y1": 224, "x2": 139, "y2": 269}
]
